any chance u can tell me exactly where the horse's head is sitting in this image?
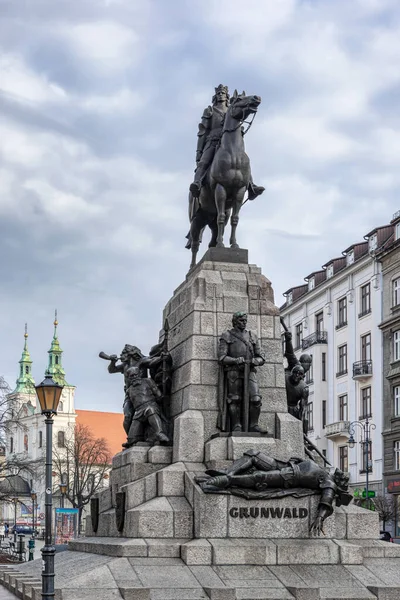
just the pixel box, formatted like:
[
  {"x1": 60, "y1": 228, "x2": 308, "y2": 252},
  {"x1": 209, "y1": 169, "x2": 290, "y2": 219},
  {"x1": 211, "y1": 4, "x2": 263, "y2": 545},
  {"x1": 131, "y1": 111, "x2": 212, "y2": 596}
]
[{"x1": 229, "y1": 89, "x2": 261, "y2": 122}]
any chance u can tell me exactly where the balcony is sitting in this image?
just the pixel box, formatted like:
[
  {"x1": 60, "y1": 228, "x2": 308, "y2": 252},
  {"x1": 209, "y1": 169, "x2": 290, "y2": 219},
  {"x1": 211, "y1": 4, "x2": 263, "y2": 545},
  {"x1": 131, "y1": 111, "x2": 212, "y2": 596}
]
[
  {"x1": 335, "y1": 321, "x2": 347, "y2": 331},
  {"x1": 302, "y1": 331, "x2": 328, "y2": 350},
  {"x1": 352, "y1": 360, "x2": 373, "y2": 381},
  {"x1": 325, "y1": 420, "x2": 350, "y2": 439}
]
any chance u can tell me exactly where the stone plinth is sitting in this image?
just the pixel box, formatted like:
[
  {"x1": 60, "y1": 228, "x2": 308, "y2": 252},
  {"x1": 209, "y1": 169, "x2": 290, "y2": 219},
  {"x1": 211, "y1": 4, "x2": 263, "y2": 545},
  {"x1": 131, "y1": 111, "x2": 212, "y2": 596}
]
[{"x1": 162, "y1": 250, "x2": 303, "y2": 457}]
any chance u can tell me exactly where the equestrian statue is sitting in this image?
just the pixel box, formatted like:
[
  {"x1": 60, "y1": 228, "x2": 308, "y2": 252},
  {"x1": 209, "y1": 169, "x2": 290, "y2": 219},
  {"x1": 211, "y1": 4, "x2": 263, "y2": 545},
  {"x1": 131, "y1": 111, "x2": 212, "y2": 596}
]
[{"x1": 186, "y1": 84, "x2": 265, "y2": 269}]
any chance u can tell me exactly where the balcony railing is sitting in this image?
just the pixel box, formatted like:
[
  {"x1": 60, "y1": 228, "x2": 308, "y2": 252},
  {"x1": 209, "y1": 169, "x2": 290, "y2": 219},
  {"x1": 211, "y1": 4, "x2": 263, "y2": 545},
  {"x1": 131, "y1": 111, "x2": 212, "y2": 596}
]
[
  {"x1": 302, "y1": 331, "x2": 328, "y2": 350},
  {"x1": 358, "y1": 308, "x2": 371, "y2": 319},
  {"x1": 325, "y1": 420, "x2": 350, "y2": 439},
  {"x1": 352, "y1": 360, "x2": 373, "y2": 379},
  {"x1": 335, "y1": 321, "x2": 347, "y2": 331}
]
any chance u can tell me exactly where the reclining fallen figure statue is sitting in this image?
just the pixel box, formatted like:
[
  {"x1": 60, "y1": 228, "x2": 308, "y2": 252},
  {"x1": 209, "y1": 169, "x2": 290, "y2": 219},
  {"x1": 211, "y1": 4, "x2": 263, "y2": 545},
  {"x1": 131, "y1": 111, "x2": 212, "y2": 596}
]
[{"x1": 195, "y1": 450, "x2": 352, "y2": 535}]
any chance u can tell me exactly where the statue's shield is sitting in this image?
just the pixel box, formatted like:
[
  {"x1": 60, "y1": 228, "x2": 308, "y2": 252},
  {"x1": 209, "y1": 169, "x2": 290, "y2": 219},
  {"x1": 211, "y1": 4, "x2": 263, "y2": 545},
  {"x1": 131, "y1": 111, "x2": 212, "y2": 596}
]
[
  {"x1": 90, "y1": 497, "x2": 99, "y2": 533},
  {"x1": 115, "y1": 491, "x2": 126, "y2": 532}
]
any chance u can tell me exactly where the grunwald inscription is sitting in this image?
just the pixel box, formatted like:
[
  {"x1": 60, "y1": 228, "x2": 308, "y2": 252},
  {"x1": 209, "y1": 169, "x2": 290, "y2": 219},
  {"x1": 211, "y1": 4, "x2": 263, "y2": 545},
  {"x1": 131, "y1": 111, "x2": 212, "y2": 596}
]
[{"x1": 229, "y1": 506, "x2": 308, "y2": 519}]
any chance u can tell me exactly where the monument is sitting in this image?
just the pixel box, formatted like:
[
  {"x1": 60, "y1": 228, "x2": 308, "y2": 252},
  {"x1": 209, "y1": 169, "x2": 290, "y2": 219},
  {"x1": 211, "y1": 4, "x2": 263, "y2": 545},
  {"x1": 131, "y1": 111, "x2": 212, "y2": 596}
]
[{"x1": 3, "y1": 84, "x2": 400, "y2": 600}]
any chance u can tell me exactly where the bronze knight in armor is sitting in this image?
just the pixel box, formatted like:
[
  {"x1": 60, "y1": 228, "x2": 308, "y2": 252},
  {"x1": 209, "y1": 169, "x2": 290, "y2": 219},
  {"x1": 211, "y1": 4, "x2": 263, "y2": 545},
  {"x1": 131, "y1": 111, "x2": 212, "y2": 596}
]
[
  {"x1": 281, "y1": 321, "x2": 312, "y2": 434},
  {"x1": 189, "y1": 85, "x2": 264, "y2": 201},
  {"x1": 196, "y1": 450, "x2": 352, "y2": 535},
  {"x1": 218, "y1": 311, "x2": 266, "y2": 433}
]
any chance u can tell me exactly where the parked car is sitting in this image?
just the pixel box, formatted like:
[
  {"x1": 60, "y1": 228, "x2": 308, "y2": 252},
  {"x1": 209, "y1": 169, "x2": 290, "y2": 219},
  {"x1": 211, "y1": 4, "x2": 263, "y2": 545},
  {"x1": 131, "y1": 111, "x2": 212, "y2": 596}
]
[
  {"x1": 11, "y1": 524, "x2": 34, "y2": 535},
  {"x1": 380, "y1": 530, "x2": 394, "y2": 543}
]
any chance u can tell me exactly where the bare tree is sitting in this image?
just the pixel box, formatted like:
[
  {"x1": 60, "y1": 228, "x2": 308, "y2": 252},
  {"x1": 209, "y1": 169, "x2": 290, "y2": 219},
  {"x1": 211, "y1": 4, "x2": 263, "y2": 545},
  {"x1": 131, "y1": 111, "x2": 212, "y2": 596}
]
[
  {"x1": 372, "y1": 494, "x2": 396, "y2": 530},
  {"x1": 0, "y1": 376, "x2": 43, "y2": 503},
  {"x1": 52, "y1": 423, "x2": 112, "y2": 530}
]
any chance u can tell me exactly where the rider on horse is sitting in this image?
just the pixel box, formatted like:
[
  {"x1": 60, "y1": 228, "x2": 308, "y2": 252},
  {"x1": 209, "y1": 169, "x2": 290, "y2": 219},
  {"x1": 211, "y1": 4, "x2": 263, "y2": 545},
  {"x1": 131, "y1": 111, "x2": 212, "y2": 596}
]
[{"x1": 189, "y1": 84, "x2": 264, "y2": 201}]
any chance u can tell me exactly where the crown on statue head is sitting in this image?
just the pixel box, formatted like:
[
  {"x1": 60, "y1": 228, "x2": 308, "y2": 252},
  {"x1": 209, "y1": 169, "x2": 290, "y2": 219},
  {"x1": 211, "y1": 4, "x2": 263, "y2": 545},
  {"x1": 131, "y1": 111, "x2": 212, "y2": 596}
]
[{"x1": 214, "y1": 84, "x2": 229, "y2": 95}]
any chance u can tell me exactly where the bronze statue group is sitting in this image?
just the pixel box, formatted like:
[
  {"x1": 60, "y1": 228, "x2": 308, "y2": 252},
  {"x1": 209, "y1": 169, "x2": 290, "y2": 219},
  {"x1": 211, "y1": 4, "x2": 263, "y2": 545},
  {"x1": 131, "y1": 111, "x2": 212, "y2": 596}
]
[{"x1": 99, "y1": 85, "x2": 351, "y2": 536}]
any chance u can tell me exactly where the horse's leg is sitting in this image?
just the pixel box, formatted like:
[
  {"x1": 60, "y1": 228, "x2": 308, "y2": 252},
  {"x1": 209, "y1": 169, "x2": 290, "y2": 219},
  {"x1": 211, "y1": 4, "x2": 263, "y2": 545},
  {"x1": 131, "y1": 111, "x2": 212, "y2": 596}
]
[
  {"x1": 215, "y1": 183, "x2": 227, "y2": 248},
  {"x1": 209, "y1": 219, "x2": 218, "y2": 247},
  {"x1": 189, "y1": 212, "x2": 207, "y2": 270},
  {"x1": 230, "y1": 186, "x2": 246, "y2": 248}
]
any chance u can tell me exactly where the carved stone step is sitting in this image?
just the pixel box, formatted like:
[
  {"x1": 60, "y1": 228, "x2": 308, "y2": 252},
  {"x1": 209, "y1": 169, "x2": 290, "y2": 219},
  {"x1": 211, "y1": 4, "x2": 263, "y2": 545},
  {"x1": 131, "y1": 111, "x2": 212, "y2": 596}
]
[{"x1": 125, "y1": 496, "x2": 193, "y2": 538}]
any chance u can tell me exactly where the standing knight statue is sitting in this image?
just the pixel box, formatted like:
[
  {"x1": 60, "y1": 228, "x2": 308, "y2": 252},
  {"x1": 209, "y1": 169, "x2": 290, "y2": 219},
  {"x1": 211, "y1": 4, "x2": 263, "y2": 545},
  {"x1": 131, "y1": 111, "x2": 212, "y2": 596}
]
[{"x1": 218, "y1": 311, "x2": 266, "y2": 433}]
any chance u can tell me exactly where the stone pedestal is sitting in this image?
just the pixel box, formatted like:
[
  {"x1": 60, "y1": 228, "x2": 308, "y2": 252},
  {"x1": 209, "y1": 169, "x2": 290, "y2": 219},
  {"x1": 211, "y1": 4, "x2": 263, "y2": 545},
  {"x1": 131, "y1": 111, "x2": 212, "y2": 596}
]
[
  {"x1": 163, "y1": 248, "x2": 304, "y2": 459},
  {"x1": 35, "y1": 249, "x2": 392, "y2": 599}
]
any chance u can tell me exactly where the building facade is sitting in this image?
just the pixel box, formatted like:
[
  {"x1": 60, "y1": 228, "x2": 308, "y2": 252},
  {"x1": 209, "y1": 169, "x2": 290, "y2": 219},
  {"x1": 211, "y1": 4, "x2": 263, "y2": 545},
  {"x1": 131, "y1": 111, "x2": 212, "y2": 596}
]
[
  {"x1": 281, "y1": 220, "x2": 394, "y2": 498},
  {"x1": 3, "y1": 316, "x2": 77, "y2": 527},
  {"x1": 377, "y1": 211, "x2": 400, "y2": 538}
]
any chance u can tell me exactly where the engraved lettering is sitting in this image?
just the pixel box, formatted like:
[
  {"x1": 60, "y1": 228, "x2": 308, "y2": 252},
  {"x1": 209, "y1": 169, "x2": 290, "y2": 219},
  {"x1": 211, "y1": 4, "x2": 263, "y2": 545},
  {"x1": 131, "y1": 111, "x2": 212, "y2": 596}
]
[
  {"x1": 229, "y1": 507, "x2": 239, "y2": 518},
  {"x1": 299, "y1": 508, "x2": 308, "y2": 519},
  {"x1": 269, "y1": 507, "x2": 284, "y2": 519},
  {"x1": 239, "y1": 507, "x2": 250, "y2": 518},
  {"x1": 250, "y1": 507, "x2": 259, "y2": 518},
  {"x1": 283, "y1": 508, "x2": 292, "y2": 518},
  {"x1": 292, "y1": 508, "x2": 298, "y2": 518},
  {"x1": 261, "y1": 507, "x2": 269, "y2": 518}
]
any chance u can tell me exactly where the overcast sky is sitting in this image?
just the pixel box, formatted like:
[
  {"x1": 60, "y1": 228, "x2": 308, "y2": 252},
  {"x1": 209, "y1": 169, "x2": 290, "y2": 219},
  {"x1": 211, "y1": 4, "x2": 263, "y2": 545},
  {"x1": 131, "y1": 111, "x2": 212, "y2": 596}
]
[{"x1": 1, "y1": 0, "x2": 399, "y2": 412}]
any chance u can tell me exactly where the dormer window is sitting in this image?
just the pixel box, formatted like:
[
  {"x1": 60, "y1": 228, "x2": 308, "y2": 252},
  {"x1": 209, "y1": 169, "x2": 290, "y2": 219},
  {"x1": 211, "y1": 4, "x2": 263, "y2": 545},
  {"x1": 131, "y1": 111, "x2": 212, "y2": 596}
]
[
  {"x1": 369, "y1": 234, "x2": 377, "y2": 251},
  {"x1": 308, "y1": 277, "x2": 315, "y2": 291},
  {"x1": 326, "y1": 265, "x2": 334, "y2": 279},
  {"x1": 396, "y1": 223, "x2": 400, "y2": 241},
  {"x1": 346, "y1": 251, "x2": 354, "y2": 266},
  {"x1": 287, "y1": 292, "x2": 293, "y2": 305}
]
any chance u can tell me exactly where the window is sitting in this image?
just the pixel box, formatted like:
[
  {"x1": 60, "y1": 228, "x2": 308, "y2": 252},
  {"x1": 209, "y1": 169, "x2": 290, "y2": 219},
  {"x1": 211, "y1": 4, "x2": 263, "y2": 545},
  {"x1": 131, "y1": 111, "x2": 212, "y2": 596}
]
[
  {"x1": 337, "y1": 344, "x2": 348, "y2": 376},
  {"x1": 393, "y1": 278, "x2": 400, "y2": 307},
  {"x1": 295, "y1": 323, "x2": 303, "y2": 349},
  {"x1": 395, "y1": 386, "x2": 400, "y2": 417},
  {"x1": 55, "y1": 356, "x2": 59, "y2": 365},
  {"x1": 308, "y1": 278, "x2": 315, "y2": 291},
  {"x1": 360, "y1": 387, "x2": 372, "y2": 419},
  {"x1": 361, "y1": 440, "x2": 372, "y2": 473},
  {"x1": 361, "y1": 333, "x2": 371, "y2": 362},
  {"x1": 58, "y1": 401, "x2": 64, "y2": 412},
  {"x1": 337, "y1": 297, "x2": 347, "y2": 328},
  {"x1": 24, "y1": 434, "x2": 28, "y2": 452},
  {"x1": 305, "y1": 402, "x2": 313, "y2": 431},
  {"x1": 39, "y1": 431, "x2": 43, "y2": 448},
  {"x1": 396, "y1": 223, "x2": 400, "y2": 241},
  {"x1": 360, "y1": 283, "x2": 371, "y2": 316},
  {"x1": 305, "y1": 356, "x2": 313, "y2": 384},
  {"x1": 57, "y1": 431, "x2": 65, "y2": 448},
  {"x1": 20, "y1": 365, "x2": 23, "y2": 376},
  {"x1": 339, "y1": 394, "x2": 348, "y2": 421},
  {"x1": 322, "y1": 400, "x2": 327, "y2": 429},
  {"x1": 322, "y1": 352, "x2": 326, "y2": 381},
  {"x1": 326, "y1": 265, "x2": 333, "y2": 279},
  {"x1": 339, "y1": 446, "x2": 348, "y2": 472},
  {"x1": 346, "y1": 251, "x2": 354, "y2": 266},
  {"x1": 394, "y1": 330, "x2": 400, "y2": 362},
  {"x1": 49, "y1": 356, "x2": 52, "y2": 365},
  {"x1": 316, "y1": 312, "x2": 323, "y2": 334},
  {"x1": 287, "y1": 292, "x2": 293, "y2": 305},
  {"x1": 25, "y1": 366, "x2": 29, "y2": 374},
  {"x1": 10, "y1": 437, "x2": 13, "y2": 453},
  {"x1": 395, "y1": 441, "x2": 400, "y2": 471}
]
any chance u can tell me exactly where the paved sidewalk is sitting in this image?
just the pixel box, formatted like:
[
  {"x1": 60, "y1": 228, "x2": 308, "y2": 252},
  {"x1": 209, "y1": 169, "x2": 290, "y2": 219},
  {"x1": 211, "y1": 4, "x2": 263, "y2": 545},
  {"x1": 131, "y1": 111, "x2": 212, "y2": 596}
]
[{"x1": 0, "y1": 585, "x2": 17, "y2": 599}]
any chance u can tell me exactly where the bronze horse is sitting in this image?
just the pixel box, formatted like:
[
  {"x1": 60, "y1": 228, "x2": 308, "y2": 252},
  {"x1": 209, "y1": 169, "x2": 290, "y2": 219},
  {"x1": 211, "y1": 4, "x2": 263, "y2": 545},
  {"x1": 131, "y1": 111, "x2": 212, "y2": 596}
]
[{"x1": 187, "y1": 91, "x2": 262, "y2": 269}]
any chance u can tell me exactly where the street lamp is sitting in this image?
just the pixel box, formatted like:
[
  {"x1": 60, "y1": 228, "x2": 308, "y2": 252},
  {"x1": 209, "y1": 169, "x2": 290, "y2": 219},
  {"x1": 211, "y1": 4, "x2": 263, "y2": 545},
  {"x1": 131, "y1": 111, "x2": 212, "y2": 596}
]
[
  {"x1": 35, "y1": 375, "x2": 63, "y2": 600},
  {"x1": 59, "y1": 480, "x2": 67, "y2": 509},
  {"x1": 10, "y1": 466, "x2": 18, "y2": 542},
  {"x1": 348, "y1": 416, "x2": 376, "y2": 509}
]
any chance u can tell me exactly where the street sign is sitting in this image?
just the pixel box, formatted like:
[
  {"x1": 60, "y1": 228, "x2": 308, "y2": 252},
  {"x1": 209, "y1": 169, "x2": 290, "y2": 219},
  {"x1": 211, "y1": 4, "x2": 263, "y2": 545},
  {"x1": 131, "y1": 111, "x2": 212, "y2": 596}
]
[{"x1": 362, "y1": 490, "x2": 376, "y2": 498}]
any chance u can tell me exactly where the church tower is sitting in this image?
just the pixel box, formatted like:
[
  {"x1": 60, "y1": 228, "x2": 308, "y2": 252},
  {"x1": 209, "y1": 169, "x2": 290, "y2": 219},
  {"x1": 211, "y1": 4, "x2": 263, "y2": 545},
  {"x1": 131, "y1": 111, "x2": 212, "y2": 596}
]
[
  {"x1": 13, "y1": 324, "x2": 36, "y2": 395},
  {"x1": 45, "y1": 310, "x2": 69, "y2": 386}
]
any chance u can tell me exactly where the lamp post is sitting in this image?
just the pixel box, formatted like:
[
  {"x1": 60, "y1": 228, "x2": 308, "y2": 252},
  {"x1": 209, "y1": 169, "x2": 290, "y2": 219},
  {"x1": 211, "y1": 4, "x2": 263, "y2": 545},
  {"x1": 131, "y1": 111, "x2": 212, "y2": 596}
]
[
  {"x1": 10, "y1": 466, "x2": 18, "y2": 542},
  {"x1": 35, "y1": 374, "x2": 63, "y2": 600},
  {"x1": 348, "y1": 415, "x2": 376, "y2": 509},
  {"x1": 31, "y1": 491, "x2": 37, "y2": 537}
]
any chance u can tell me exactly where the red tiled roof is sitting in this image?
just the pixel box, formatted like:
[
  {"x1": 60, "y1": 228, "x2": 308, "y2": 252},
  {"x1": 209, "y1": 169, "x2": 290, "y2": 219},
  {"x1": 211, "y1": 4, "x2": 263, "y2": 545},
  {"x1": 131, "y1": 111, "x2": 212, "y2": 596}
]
[{"x1": 76, "y1": 410, "x2": 124, "y2": 457}]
